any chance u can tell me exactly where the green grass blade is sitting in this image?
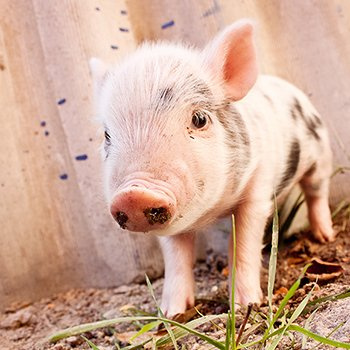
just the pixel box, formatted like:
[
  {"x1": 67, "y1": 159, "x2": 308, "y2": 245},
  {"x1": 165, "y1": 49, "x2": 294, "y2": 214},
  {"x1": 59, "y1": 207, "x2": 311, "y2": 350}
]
[
  {"x1": 81, "y1": 336, "x2": 100, "y2": 350},
  {"x1": 267, "y1": 283, "x2": 316, "y2": 350},
  {"x1": 145, "y1": 274, "x2": 163, "y2": 317},
  {"x1": 156, "y1": 317, "x2": 226, "y2": 350},
  {"x1": 331, "y1": 200, "x2": 349, "y2": 219},
  {"x1": 48, "y1": 316, "x2": 162, "y2": 343},
  {"x1": 240, "y1": 321, "x2": 350, "y2": 350},
  {"x1": 288, "y1": 284, "x2": 316, "y2": 324},
  {"x1": 237, "y1": 327, "x2": 284, "y2": 349},
  {"x1": 289, "y1": 324, "x2": 350, "y2": 349},
  {"x1": 268, "y1": 201, "x2": 279, "y2": 323},
  {"x1": 225, "y1": 312, "x2": 231, "y2": 350},
  {"x1": 264, "y1": 263, "x2": 311, "y2": 339},
  {"x1": 194, "y1": 305, "x2": 225, "y2": 332},
  {"x1": 310, "y1": 321, "x2": 346, "y2": 350},
  {"x1": 156, "y1": 314, "x2": 227, "y2": 348},
  {"x1": 302, "y1": 307, "x2": 319, "y2": 348},
  {"x1": 152, "y1": 337, "x2": 157, "y2": 350},
  {"x1": 49, "y1": 314, "x2": 227, "y2": 350},
  {"x1": 129, "y1": 320, "x2": 161, "y2": 342},
  {"x1": 231, "y1": 214, "x2": 236, "y2": 350},
  {"x1": 145, "y1": 274, "x2": 178, "y2": 350},
  {"x1": 300, "y1": 288, "x2": 350, "y2": 316},
  {"x1": 119, "y1": 339, "x2": 152, "y2": 350}
]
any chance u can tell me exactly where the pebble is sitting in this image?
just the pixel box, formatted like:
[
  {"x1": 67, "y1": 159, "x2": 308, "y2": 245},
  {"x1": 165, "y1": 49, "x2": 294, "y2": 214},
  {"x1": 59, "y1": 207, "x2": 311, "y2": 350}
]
[
  {"x1": 52, "y1": 344, "x2": 68, "y2": 350},
  {"x1": 102, "y1": 309, "x2": 119, "y2": 319},
  {"x1": 66, "y1": 335, "x2": 82, "y2": 346},
  {"x1": 0, "y1": 307, "x2": 36, "y2": 329},
  {"x1": 215, "y1": 304, "x2": 228, "y2": 314},
  {"x1": 66, "y1": 335, "x2": 83, "y2": 346},
  {"x1": 113, "y1": 285, "x2": 130, "y2": 294}
]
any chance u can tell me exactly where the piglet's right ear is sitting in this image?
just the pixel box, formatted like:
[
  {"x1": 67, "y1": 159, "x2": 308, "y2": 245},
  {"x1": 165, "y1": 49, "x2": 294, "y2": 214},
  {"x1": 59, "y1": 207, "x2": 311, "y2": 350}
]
[
  {"x1": 202, "y1": 20, "x2": 258, "y2": 101},
  {"x1": 89, "y1": 57, "x2": 109, "y2": 95}
]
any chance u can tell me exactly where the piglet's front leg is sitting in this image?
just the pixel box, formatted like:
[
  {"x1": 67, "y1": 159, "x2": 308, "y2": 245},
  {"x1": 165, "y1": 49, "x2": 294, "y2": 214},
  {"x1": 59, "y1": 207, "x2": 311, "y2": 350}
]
[
  {"x1": 158, "y1": 232, "x2": 196, "y2": 317},
  {"x1": 229, "y1": 197, "x2": 272, "y2": 308}
]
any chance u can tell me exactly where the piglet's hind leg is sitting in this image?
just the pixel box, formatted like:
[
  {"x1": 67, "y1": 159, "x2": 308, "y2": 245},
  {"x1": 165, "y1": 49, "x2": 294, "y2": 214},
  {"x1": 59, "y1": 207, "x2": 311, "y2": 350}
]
[{"x1": 300, "y1": 162, "x2": 334, "y2": 243}]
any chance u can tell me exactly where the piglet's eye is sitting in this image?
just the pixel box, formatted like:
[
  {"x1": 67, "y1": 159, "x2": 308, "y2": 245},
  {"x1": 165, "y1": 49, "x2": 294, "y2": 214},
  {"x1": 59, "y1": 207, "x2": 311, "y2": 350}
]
[
  {"x1": 191, "y1": 111, "x2": 208, "y2": 129},
  {"x1": 105, "y1": 130, "x2": 111, "y2": 144}
]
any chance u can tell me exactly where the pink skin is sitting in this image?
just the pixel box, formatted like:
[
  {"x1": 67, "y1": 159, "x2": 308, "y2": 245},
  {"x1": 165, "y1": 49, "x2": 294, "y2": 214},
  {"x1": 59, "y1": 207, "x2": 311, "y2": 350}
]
[
  {"x1": 300, "y1": 165, "x2": 335, "y2": 243},
  {"x1": 159, "y1": 20, "x2": 262, "y2": 315},
  {"x1": 159, "y1": 233, "x2": 196, "y2": 316},
  {"x1": 110, "y1": 178, "x2": 178, "y2": 232},
  {"x1": 108, "y1": 164, "x2": 197, "y2": 236},
  {"x1": 90, "y1": 20, "x2": 334, "y2": 318},
  {"x1": 307, "y1": 196, "x2": 334, "y2": 243}
]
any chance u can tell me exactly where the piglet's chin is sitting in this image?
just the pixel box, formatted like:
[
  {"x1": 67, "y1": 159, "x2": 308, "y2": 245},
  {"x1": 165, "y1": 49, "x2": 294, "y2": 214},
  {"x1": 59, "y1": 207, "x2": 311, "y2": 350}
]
[{"x1": 109, "y1": 185, "x2": 177, "y2": 233}]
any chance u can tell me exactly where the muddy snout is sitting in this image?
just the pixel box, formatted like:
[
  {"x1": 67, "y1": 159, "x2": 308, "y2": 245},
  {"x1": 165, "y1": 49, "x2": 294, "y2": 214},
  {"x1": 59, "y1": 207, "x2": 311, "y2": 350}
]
[{"x1": 110, "y1": 187, "x2": 176, "y2": 232}]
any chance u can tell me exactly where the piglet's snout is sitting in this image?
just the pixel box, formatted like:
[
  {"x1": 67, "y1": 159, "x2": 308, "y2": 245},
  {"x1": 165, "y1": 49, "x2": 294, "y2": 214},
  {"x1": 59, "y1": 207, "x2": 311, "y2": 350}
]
[{"x1": 110, "y1": 187, "x2": 176, "y2": 232}]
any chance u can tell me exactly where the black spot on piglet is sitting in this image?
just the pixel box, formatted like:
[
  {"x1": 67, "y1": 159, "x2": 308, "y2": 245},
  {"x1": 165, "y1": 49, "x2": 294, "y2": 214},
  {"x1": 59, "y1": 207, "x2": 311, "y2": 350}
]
[
  {"x1": 291, "y1": 98, "x2": 321, "y2": 141},
  {"x1": 276, "y1": 139, "x2": 300, "y2": 196}
]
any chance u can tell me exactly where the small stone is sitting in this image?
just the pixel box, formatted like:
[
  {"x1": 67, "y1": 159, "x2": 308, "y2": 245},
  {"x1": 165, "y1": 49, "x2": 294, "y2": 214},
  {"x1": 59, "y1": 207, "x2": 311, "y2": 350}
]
[
  {"x1": 52, "y1": 344, "x2": 67, "y2": 350},
  {"x1": 294, "y1": 288, "x2": 306, "y2": 299},
  {"x1": 113, "y1": 285, "x2": 130, "y2": 294},
  {"x1": 0, "y1": 307, "x2": 36, "y2": 329},
  {"x1": 103, "y1": 309, "x2": 119, "y2": 319},
  {"x1": 66, "y1": 335, "x2": 83, "y2": 346},
  {"x1": 215, "y1": 304, "x2": 229, "y2": 314}
]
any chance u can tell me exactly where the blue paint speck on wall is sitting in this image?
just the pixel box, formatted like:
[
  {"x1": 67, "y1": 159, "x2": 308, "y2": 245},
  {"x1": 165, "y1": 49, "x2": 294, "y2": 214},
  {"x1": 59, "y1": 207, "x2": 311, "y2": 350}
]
[
  {"x1": 161, "y1": 20, "x2": 175, "y2": 29},
  {"x1": 44, "y1": 131, "x2": 50, "y2": 136},
  {"x1": 111, "y1": 45, "x2": 119, "y2": 50},
  {"x1": 119, "y1": 27, "x2": 129, "y2": 32},
  {"x1": 40, "y1": 121, "x2": 46, "y2": 127},
  {"x1": 59, "y1": 173, "x2": 68, "y2": 180},
  {"x1": 57, "y1": 98, "x2": 66, "y2": 105},
  {"x1": 75, "y1": 154, "x2": 88, "y2": 161}
]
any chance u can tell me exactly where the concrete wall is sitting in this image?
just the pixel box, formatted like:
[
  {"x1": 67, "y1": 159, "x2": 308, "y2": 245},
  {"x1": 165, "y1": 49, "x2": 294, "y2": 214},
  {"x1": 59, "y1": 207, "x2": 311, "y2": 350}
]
[{"x1": 0, "y1": 0, "x2": 349, "y2": 308}]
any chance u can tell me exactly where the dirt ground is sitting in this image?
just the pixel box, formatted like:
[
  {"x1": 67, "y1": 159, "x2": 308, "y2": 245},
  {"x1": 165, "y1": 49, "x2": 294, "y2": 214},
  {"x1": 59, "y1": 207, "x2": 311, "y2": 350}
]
[{"x1": 1, "y1": 212, "x2": 349, "y2": 350}]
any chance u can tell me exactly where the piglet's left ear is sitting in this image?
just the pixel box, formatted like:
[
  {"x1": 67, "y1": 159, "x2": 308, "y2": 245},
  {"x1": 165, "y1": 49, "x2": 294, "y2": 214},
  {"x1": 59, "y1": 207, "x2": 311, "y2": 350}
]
[{"x1": 202, "y1": 20, "x2": 258, "y2": 101}]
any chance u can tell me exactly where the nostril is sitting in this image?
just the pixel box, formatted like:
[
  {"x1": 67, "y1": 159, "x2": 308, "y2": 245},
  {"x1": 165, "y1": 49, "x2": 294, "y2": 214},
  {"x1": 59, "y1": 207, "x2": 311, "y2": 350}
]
[
  {"x1": 143, "y1": 207, "x2": 171, "y2": 225},
  {"x1": 114, "y1": 211, "x2": 129, "y2": 229}
]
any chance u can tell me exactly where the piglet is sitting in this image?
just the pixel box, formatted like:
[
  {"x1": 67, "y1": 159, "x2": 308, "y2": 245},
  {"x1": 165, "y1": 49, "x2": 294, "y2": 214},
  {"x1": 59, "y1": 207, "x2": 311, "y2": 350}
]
[{"x1": 90, "y1": 20, "x2": 334, "y2": 317}]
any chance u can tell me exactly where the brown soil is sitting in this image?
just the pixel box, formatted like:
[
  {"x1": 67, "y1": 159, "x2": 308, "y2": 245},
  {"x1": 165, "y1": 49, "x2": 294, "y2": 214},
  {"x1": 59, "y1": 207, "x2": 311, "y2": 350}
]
[{"x1": 1, "y1": 213, "x2": 349, "y2": 350}]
